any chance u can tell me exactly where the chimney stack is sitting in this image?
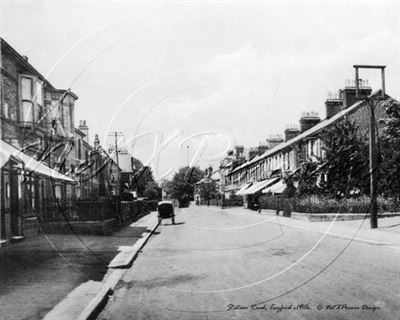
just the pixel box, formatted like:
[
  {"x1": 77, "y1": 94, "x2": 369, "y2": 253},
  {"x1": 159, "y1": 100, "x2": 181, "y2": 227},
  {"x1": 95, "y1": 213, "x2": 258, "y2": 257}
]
[
  {"x1": 248, "y1": 148, "x2": 258, "y2": 160},
  {"x1": 235, "y1": 145, "x2": 244, "y2": 159},
  {"x1": 94, "y1": 134, "x2": 100, "y2": 150},
  {"x1": 257, "y1": 143, "x2": 268, "y2": 155},
  {"x1": 325, "y1": 91, "x2": 343, "y2": 119},
  {"x1": 284, "y1": 125, "x2": 300, "y2": 141},
  {"x1": 340, "y1": 79, "x2": 372, "y2": 109},
  {"x1": 299, "y1": 112, "x2": 320, "y2": 132},
  {"x1": 266, "y1": 134, "x2": 284, "y2": 149},
  {"x1": 78, "y1": 120, "x2": 89, "y2": 142}
]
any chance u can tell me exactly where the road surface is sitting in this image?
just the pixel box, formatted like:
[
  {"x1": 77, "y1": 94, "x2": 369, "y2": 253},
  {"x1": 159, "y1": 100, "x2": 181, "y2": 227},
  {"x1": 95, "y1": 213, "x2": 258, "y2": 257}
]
[{"x1": 98, "y1": 205, "x2": 400, "y2": 320}]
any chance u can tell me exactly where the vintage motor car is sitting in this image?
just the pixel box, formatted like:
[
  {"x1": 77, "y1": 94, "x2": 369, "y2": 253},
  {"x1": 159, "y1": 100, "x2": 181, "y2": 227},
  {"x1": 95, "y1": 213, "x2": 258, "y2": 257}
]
[{"x1": 157, "y1": 201, "x2": 175, "y2": 224}]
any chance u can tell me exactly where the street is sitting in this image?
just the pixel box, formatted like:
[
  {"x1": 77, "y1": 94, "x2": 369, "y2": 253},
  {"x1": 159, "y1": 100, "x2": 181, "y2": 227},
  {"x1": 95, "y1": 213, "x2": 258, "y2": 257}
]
[{"x1": 98, "y1": 206, "x2": 400, "y2": 320}]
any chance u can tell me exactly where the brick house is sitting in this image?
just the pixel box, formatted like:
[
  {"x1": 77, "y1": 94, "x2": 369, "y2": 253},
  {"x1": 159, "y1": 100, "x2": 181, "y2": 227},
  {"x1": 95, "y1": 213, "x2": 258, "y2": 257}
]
[
  {"x1": 223, "y1": 80, "x2": 398, "y2": 209},
  {"x1": 0, "y1": 38, "x2": 79, "y2": 243},
  {"x1": 74, "y1": 123, "x2": 121, "y2": 200},
  {"x1": 0, "y1": 38, "x2": 122, "y2": 243}
]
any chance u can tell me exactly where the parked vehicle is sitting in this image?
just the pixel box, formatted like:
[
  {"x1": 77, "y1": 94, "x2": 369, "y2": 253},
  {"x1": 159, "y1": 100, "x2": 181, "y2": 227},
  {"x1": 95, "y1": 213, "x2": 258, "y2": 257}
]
[{"x1": 157, "y1": 201, "x2": 175, "y2": 224}]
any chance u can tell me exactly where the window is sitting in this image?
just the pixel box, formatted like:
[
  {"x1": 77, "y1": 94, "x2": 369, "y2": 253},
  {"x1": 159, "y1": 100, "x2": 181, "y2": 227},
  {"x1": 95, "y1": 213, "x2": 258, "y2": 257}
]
[
  {"x1": 78, "y1": 139, "x2": 82, "y2": 159},
  {"x1": 2, "y1": 102, "x2": 17, "y2": 120},
  {"x1": 55, "y1": 185, "x2": 62, "y2": 200},
  {"x1": 5, "y1": 183, "x2": 10, "y2": 199},
  {"x1": 20, "y1": 75, "x2": 44, "y2": 124},
  {"x1": 21, "y1": 77, "x2": 33, "y2": 122}
]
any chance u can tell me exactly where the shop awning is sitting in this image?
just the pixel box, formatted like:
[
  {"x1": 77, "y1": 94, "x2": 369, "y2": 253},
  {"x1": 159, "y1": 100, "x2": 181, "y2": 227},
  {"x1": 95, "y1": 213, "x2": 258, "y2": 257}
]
[
  {"x1": 0, "y1": 143, "x2": 21, "y2": 168},
  {"x1": 263, "y1": 179, "x2": 286, "y2": 194},
  {"x1": 236, "y1": 182, "x2": 253, "y2": 195},
  {"x1": 0, "y1": 140, "x2": 76, "y2": 183},
  {"x1": 241, "y1": 177, "x2": 280, "y2": 195}
]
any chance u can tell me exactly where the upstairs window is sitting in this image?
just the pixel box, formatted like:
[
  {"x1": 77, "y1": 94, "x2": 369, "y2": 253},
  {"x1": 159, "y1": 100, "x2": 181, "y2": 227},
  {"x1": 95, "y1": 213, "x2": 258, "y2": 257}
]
[{"x1": 20, "y1": 75, "x2": 44, "y2": 124}]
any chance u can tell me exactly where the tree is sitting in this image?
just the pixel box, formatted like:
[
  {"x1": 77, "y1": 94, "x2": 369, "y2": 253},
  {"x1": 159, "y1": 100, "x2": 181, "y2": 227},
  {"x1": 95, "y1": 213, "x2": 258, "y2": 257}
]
[
  {"x1": 319, "y1": 118, "x2": 369, "y2": 198},
  {"x1": 291, "y1": 159, "x2": 322, "y2": 197},
  {"x1": 198, "y1": 178, "x2": 219, "y2": 205},
  {"x1": 292, "y1": 119, "x2": 369, "y2": 199},
  {"x1": 143, "y1": 181, "x2": 161, "y2": 200},
  {"x1": 379, "y1": 98, "x2": 400, "y2": 200},
  {"x1": 130, "y1": 165, "x2": 158, "y2": 198},
  {"x1": 164, "y1": 166, "x2": 203, "y2": 201}
]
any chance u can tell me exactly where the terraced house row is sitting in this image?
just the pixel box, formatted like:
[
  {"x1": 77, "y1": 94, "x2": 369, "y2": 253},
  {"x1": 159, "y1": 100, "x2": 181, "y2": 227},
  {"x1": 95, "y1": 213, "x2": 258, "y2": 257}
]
[
  {"x1": 0, "y1": 38, "x2": 121, "y2": 244},
  {"x1": 220, "y1": 79, "x2": 398, "y2": 209}
]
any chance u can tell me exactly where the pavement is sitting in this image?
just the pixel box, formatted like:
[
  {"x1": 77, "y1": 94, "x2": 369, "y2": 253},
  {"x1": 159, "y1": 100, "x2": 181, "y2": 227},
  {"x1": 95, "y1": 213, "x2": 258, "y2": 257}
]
[
  {"x1": 97, "y1": 205, "x2": 400, "y2": 320},
  {"x1": 0, "y1": 211, "x2": 158, "y2": 320},
  {"x1": 261, "y1": 208, "x2": 400, "y2": 248},
  {"x1": 206, "y1": 206, "x2": 400, "y2": 248}
]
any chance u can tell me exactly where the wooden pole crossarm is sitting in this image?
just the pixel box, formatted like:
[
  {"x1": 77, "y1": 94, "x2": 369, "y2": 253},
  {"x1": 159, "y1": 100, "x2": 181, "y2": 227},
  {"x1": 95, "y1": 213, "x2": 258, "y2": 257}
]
[{"x1": 353, "y1": 65, "x2": 386, "y2": 99}]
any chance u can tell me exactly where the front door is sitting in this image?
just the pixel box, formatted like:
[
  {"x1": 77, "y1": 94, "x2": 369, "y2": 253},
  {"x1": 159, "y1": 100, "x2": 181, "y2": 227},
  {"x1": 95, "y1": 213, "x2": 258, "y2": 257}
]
[{"x1": 9, "y1": 169, "x2": 20, "y2": 236}]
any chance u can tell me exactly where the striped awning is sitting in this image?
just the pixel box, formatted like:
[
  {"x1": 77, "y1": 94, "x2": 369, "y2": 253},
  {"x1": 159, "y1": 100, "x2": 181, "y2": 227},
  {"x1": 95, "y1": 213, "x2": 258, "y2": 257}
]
[
  {"x1": 236, "y1": 182, "x2": 253, "y2": 195},
  {"x1": 0, "y1": 139, "x2": 76, "y2": 183},
  {"x1": 241, "y1": 177, "x2": 280, "y2": 195},
  {"x1": 224, "y1": 185, "x2": 239, "y2": 191},
  {"x1": 263, "y1": 179, "x2": 286, "y2": 194}
]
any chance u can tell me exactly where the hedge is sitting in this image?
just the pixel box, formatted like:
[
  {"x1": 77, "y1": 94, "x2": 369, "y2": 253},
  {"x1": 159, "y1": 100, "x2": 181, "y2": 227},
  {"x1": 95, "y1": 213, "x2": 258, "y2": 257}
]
[{"x1": 259, "y1": 195, "x2": 400, "y2": 214}]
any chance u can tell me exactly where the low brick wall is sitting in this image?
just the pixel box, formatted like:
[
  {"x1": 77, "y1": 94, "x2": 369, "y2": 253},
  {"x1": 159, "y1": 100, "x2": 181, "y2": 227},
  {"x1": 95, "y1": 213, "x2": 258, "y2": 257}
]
[
  {"x1": 40, "y1": 199, "x2": 152, "y2": 235},
  {"x1": 288, "y1": 211, "x2": 400, "y2": 222},
  {"x1": 40, "y1": 219, "x2": 115, "y2": 236}
]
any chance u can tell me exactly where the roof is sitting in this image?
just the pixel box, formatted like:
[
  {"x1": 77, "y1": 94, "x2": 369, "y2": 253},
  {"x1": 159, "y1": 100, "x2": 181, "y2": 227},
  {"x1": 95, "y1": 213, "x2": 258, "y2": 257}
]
[
  {"x1": 99, "y1": 148, "x2": 122, "y2": 171},
  {"x1": 74, "y1": 128, "x2": 86, "y2": 137},
  {"x1": 1, "y1": 38, "x2": 78, "y2": 99},
  {"x1": 114, "y1": 152, "x2": 134, "y2": 172},
  {"x1": 229, "y1": 90, "x2": 386, "y2": 175},
  {"x1": 210, "y1": 170, "x2": 221, "y2": 180}
]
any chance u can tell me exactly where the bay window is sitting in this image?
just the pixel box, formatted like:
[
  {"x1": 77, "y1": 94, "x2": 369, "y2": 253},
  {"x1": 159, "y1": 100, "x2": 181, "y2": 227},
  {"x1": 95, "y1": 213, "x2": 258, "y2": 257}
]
[{"x1": 20, "y1": 75, "x2": 44, "y2": 124}]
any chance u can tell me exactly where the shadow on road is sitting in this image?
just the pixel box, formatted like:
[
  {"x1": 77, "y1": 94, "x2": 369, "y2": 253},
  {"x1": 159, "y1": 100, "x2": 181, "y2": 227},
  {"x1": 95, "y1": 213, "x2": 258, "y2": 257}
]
[{"x1": 161, "y1": 222, "x2": 186, "y2": 226}]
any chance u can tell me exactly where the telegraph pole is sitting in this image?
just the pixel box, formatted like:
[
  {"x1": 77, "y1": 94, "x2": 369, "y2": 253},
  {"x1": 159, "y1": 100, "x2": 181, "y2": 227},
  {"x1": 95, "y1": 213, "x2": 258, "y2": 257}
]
[
  {"x1": 186, "y1": 145, "x2": 190, "y2": 167},
  {"x1": 354, "y1": 65, "x2": 386, "y2": 229},
  {"x1": 115, "y1": 132, "x2": 120, "y2": 196},
  {"x1": 108, "y1": 132, "x2": 123, "y2": 196},
  {"x1": 368, "y1": 97, "x2": 378, "y2": 228}
]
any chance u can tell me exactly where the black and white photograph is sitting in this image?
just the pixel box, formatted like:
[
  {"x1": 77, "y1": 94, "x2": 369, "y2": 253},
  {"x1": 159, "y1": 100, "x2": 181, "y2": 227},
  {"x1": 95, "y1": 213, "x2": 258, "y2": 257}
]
[{"x1": 0, "y1": 1, "x2": 399, "y2": 319}]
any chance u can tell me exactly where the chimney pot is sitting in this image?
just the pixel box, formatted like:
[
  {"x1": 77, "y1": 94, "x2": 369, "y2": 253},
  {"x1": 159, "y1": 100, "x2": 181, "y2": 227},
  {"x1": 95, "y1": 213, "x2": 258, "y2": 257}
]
[{"x1": 78, "y1": 120, "x2": 89, "y2": 142}]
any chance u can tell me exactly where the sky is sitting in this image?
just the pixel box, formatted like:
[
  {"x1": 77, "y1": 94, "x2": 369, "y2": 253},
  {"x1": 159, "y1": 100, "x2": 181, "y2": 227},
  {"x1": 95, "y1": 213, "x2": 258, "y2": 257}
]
[{"x1": 1, "y1": 0, "x2": 399, "y2": 181}]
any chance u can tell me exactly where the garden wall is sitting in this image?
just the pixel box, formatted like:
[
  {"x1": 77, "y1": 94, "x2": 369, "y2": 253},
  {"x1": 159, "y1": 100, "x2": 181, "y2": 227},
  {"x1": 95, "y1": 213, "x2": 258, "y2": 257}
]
[{"x1": 40, "y1": 199, "x2": 154, "y2": 235}]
